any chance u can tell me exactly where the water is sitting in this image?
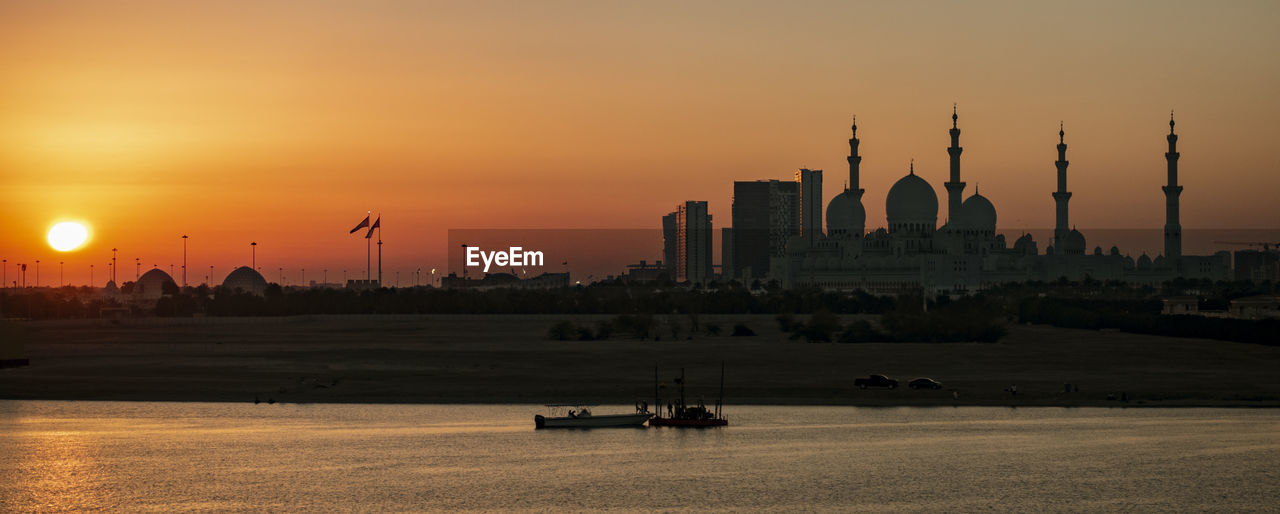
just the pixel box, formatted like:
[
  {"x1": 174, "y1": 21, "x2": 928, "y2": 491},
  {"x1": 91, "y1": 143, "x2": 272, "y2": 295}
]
[{"x1": 2, "y1": 402, "x2": 1277, "y2": 511}]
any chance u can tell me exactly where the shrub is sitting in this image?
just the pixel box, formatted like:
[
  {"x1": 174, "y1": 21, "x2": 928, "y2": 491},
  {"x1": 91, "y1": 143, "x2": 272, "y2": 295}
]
[
  {"x1": 548, "y1": 320, "x2": 575, "y2": 341},
  {"x1": 731, "y1": 323, "x2": 756, "y2": 336}
]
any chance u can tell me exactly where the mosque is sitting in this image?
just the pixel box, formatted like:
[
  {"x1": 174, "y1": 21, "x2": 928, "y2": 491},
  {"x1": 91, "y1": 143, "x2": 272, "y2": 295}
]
[{"x1": 771, "y1": 109, "x2": 1230, "y2": 294}]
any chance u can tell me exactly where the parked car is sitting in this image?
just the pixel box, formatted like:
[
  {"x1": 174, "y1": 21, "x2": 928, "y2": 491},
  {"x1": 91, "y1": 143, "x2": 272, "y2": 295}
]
[
  {"x1": 854, "y1": 374, "x2": 898, "y2": 389},
  {"x1": 908, "y1": 377, "x2": 943, "y2": 390}
]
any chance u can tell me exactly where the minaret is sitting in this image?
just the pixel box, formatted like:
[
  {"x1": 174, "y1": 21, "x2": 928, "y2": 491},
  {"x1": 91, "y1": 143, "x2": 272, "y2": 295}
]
[
  {"x1": 1053, "y1": 122, "x2": 1072, "y2": 250},
  {"x1": 1163, "y1": 111, "x2": 1182, "y2": 260},
  {"x1": 944, "y1": 104, "x2": 965, "y2": 226},
  {"x1": 847, "y1": 115, "x2": 865, "y2": 199}
]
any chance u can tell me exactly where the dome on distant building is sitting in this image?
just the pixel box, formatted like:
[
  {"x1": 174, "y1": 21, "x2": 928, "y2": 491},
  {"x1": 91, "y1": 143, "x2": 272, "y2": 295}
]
[
  {"x1": 825, "y1": 190, "x2": 866, "y2": 237},
  {"x1": 1063, "y1": 229, "x2": 1087, "y2": 255},
  {"x1": 1137, "y1": 253, "x2": 1153, "y2": 270},
  {"x1": 886, "y1": 165, "x2": 938, "y2": 230},
  {"x1": 958, "y1": 193, "x2": 997, "y2": 232},
  {"x1": 102, "y1": 280, "x2": 123, "y2": 301},
  {"x1": 134, "y1": 269, "x2": 177, "y2": 300},
  {"x1": 1013, "y1": 233, "x2": 1037, "y2": 255},
  {"x1": 221, "y1": 266, "x2": 268, "y2": 296}
]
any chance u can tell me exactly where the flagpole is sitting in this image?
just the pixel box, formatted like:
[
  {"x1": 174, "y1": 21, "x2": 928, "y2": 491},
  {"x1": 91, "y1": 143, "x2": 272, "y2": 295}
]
[
  {"x1": 377, "y1": 213, "x2": 382, "y2": 288},
  {"x1": 366, "y1": 210, "x2": 371, "y2": 286}
]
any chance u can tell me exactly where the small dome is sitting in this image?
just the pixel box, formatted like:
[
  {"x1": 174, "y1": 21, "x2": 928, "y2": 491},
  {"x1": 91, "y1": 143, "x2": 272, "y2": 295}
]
[
  {"x1": 825, "y1": 190, "x2": 866, "y2": 236},
  {"x1": 221, "y1": 266, "x2": 268, "y2": 296},
  {"x1": 135, "y1": 269, "x2": 177, "y2": 300},
  {"x1": 1013, "y1": 233, "x2": 1037, "y2": 255},
  {"x1": 1137, "y1": 253, "x2": 1153, "y2": 269},
  {"x1": 1064, "y1": 229, "x2": 1087, "y2": 255},
  {"x1": 886, "y1": 171, "x2": 938, "y2": 226},
  {"x1": 1110, "y1": 246, "x2": 1121, "y2": 256},
  {"x1": 958, "y1": 193, "x2": 997, "y2": 231}
]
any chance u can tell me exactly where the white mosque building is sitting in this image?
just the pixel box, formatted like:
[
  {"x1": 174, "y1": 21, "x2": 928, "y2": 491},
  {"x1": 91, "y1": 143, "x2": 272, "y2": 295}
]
[{"x1": 772, "y1": 109, "x2": 1230, "y2": 294}]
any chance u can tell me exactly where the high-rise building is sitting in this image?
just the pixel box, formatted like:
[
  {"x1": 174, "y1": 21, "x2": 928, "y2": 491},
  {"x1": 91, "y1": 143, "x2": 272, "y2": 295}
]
[
  {"x1": 662, "y1": 211, "x2": 677, "y2": 277},
  {"x1": 731, "y1": 180, "x2": 799, "y2": 280},
  {"x1": 795, "y1": 168, "x2": 823, "y2": 247},
  {"x1": 720, "y1": 227, "x2": 734, "y2": 281},
  {"x1": 675, "y1": 201, "x2": 713, "y2": 283}
]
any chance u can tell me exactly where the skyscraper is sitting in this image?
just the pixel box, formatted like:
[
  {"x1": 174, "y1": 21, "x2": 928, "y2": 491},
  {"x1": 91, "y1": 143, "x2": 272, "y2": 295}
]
[
  {"x1": 675, "y1": 201, "x2": 713, "y2": 284},
  {"x1": 731, "y1": 180, "x2": 799, "y2": 281},
  {"x1": 662, "y1": 211, "x2": 677, "y2": 276},
  {"x1": 795, "y1": 168, "x2": 823, "y2": 248}
]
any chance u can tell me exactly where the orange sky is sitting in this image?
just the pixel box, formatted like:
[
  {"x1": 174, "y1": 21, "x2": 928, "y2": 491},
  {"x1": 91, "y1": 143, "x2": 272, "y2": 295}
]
[{"x1": 2, "y1": 1, "x2": 1279, "y2": 286}]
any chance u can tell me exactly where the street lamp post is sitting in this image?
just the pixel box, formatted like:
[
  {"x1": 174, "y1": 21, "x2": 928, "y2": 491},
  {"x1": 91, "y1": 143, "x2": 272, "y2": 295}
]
[
  {"x1": 301, "y1": 268, "x2": 306, "y2": 287},
  {"x1": 60, "y1": 261, "x2": 64, "y2": 286},
  {"x1": 251, "y1": 242, "x2": 257, "y2": 269},
  {"x1": 135, "y1": 258, "x2": 140, "y2": 280},
  {"x1": 35, "y1": 260, "x2": 39, "y2": 287},
  {"x1": 209, "y1": 265, "x2": 214, "y2": 286},
  {"x1": 2, "y1": 259, "x2": 6, "y2": 288},
  {"x1": 90, "y1": 264, "x2": 94, "y2": 287},
  {"x1": 112, "y1": 248, "x2": 118, "y2": 283}
]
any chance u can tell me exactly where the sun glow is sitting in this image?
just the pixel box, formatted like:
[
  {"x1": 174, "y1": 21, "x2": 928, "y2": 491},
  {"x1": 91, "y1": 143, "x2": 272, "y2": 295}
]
[{"x1": 48, "y1": 222, "x2": 90, "y2": 252}]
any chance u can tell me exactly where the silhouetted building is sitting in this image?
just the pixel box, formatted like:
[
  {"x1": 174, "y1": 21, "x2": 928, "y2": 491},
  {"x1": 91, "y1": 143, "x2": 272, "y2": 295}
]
[
  {"x1": 441, "y1": 271, "x2": 569, "y2": 290},
  {"x1": 773, "y1": 109, "x2": 1228, "y2": 294},
  {"x1": 221, "y1": 266, "x2": 268, "y2": 296},
  {"x1": 1234, "y1": 250, "x2": 1279, "y2": 281},
  {"x1": 1229, "y1": 295, "x2": 1280, "y2": 319},
  {"x1": 731, "y1": 179, "x2": 799, "y2": 281},
  {"x1": 720, "y1": 227, "x2": 734, "y2": 281},
  {"x1": 134, "y1": 268, "x2": 177, "y2": 301},
  {"x1": 675, "y1": 201, "x2": 713, "y2": 283},
  {"x1": 796, "y1": 168, "x2": 823, "y2": 249},
  {"x1": 662, "y1": 212, "x2": 677, "y2": 275},
  {"x1": 623, "y1": 260, "x2": 666, "y2": 282}
]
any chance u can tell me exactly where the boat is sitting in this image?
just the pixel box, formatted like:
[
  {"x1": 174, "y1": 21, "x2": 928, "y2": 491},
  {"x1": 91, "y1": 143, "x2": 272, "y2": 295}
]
[
  {"x1": 648, "y1": 363, "x2": 729, "y2": 428},
  {"x1": 533, "y1": 404, "x2": 651, "y2": 429}
]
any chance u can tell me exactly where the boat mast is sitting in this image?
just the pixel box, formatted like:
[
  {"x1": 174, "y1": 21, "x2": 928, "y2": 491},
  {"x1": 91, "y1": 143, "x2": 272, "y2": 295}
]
[
  {"x1": 717, "y1": 360, "x2": 725, "y2": 419},
  {"x1": 679, "y1": 367, "x2": 686, "y2": 415},
  {"x1": 653, "y1": 364, "x2": 659, "y2": 416}
]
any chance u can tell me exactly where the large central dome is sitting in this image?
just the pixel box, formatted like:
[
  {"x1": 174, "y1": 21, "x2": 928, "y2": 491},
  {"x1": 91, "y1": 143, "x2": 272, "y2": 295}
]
[{"x1": 886, "y1": 170, "x2": 938, "y2": 226}]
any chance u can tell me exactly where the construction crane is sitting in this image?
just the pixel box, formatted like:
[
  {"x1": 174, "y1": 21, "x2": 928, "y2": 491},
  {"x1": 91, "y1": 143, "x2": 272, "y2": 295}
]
[{"x1": 1215, "y1": 241, "x2": 1280, "y2": 252}]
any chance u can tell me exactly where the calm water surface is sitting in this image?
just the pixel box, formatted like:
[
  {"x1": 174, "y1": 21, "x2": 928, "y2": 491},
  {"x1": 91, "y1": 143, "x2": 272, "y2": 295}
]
[{"x1": 1, "y1": 402, "x2": 1277, "y2": 512}]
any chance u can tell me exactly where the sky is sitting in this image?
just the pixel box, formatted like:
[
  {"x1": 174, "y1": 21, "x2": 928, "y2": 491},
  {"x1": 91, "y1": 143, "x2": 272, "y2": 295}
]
[{"x1": 2, "y1": 1, "x2": 1279, "y2": 286}]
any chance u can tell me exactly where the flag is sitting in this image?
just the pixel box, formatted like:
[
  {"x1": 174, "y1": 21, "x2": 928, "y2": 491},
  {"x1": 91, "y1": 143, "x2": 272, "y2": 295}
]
[
  {"x1": 349, "y1": 215, "x2": 370, "y2": 234},
  {"x1": 364, "y1": 217, "x2": 380, "y2": 239}
]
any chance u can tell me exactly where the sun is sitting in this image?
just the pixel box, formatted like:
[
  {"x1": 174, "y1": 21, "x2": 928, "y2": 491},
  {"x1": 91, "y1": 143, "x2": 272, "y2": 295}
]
[{"x1": 48, "y1": 222, "x2": 90, "y2": 252}]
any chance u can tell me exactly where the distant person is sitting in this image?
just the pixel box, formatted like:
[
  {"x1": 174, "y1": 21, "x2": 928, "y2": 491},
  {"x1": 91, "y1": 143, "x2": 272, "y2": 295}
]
[
  {"x1": 952, "y1": 391, "x2": 959, "y2": 401},
  {"x1": 1010, "y1": 385, "x2": 1017, "y2": 397}
]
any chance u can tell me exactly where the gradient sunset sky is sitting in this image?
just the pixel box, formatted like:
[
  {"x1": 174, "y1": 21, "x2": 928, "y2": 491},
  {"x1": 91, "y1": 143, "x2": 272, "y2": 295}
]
[{"x1": 2, "y1": 1, "x2": 1278, "y2": 286}]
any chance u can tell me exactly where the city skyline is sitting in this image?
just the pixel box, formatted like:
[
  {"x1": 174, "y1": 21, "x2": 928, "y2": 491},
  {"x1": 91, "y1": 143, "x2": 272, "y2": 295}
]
[{"x1": 3, "y1": 1, "x2": 1280, "y2": 285}]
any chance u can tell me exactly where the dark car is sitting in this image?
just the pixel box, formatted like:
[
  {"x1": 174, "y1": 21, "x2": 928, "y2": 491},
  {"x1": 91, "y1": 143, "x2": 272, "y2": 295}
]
[
  {"x1": 854, "y1": 374, "x2": 898, "y2": 389},
  {"x1": 908, "y1": 377, "x2": 943, "y2": 390}
]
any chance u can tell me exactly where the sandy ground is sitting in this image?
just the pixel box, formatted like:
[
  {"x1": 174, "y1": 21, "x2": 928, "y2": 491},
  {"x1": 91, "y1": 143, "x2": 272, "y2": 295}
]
[{"x1": 1, "y1": 314, "x2": 1277, "y2": 407}]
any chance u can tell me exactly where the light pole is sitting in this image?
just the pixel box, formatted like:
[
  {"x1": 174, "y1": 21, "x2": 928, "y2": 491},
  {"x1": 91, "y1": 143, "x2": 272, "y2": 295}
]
[
  {"x1": 416, "y1": 268, "x2": 421, "y2": 287},
  {"x1": 323, "y1": 269, "x2": 328, "y2": 287},
  {"x1": 181, "y1": 235, "x2": 188, "y2": 287},
  {"x1": 209, "y1": 265, "x2": 214, "y2": 286},
  {"x1": 89, "y1": 264, "x2": 94, "y2": 287},
  {"x1": 301, "y1": 268, "x2": 306, "y2": 287},
  {"x1": 35, "y1": 260, "x2": 39, "y2": 287},
  {"x1": 3, "y1": 259, "x2": 6, "y2": 288},
  {"x1": 135, "y1": 258, "x2": 140, "y2": 280},
  {"x1": 60, "y1": 261, "x2": 64, "y2": 286},
  {"x1": 21, "y1": 263, "x2": 27, "y2": 288},
  {"x1": 251, "y1": 242, "x2": 257, "y2": 269},
  {"x1": 112, "y1": 248, "x2": 118, "y2": 283},
  {"x1": 279, "y1": 267, "x2": 283, "y2": 284}
]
